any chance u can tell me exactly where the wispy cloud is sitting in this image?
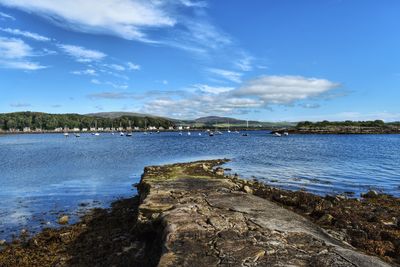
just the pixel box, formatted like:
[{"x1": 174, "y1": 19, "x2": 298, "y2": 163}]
[
  {"x1": 193, "y1": 84, "x2": 234, "y2": 94},
  {"x1": 58, "y1": 44, "x2": 106, "y2": 62},
  {"x1": 90, "y1": 78, "x2": 128, "y2": 89},
  {"x1": 0, "y1": 37, "x2": 47, "y2": 70},
  {"x1": 0, "y1": 11, "x2": 14, "y2": 20},
  {"x1": 71, "y1": 69, "x2": 97, "y2": 76},
  {"x1": 0, "y1": 0, "x2": 175, "y2": 41},
  {"x1": 235, "y1": 54, "x2": 253, "y2": 71},
  {"x1": 0, "y1": 0, "x2": 249, "y2": 67},
  {"x1": 103, "y1": 63, "x2": 125, "y2": 71},
  {"x1": 10, "y1": 102, "x2": 31, "y2": 107},
  {"x1": 207, "y1": 68, "x2": 242, "y2": 83},
  {"x1": 299, "y1": 103, "x2": 321, "y2": 109},
  {"x1": 87, "y1": 91, "x2": 134, "y2": 100},
  {"x1": 0, "y1": 27, "x2": 50, "y2": 41},
  {"x1": 127, "y1": 62, "x2": 140, "y2": 71}
]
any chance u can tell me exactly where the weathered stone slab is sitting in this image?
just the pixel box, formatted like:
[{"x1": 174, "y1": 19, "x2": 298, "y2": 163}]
[{"x1": 137, "y1": 159, "x2": 392, "y2": 267}]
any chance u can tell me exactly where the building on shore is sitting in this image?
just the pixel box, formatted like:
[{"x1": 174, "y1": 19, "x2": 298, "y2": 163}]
[{"x1": 23, "y1": 127, "x2": 31, "y2": 132}]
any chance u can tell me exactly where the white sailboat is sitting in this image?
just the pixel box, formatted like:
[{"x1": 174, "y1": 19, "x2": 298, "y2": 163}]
[
  {"x1": 126, "y1": 120, "x2": 133, "y2": 137},
  {"x1": 227, "y1": 120, "x2": 231, "y2": 133},
  {"x1": 242, "y1": 120, "x2": 249, "y2": 136},
  {"x1": 94, "y1": 121, "x2": 100, "y2": 136},
  {"x1": 143, "y1": 119, "x2": 148, "y2": 135}
]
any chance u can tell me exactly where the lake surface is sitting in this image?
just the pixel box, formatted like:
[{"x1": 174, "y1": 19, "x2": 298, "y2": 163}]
[{"x1": 1, "y1": 132, "x2": 399, "y2": 240}]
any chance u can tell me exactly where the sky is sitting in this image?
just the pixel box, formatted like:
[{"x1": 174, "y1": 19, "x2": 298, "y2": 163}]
[{"x1": 0, "y1": 0, "x2": 399, "y2": 121}]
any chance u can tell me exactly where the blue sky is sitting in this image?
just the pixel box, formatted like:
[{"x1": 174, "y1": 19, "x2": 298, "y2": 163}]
[{"x1": 0, "y1": 0, "x2": 399, "y2": 121}]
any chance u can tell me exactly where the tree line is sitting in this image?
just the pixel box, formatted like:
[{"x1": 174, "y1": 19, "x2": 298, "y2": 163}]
[
  {"x1": 296, "y1": 120, "x2": 390, "y2": 128},
  {"x1": 0, "y1": 112, "x2": 175, "y2": 131}
]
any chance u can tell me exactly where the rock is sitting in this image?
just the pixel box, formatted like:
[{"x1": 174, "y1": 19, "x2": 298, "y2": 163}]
[
  {"x1": 253, "y1": 250, "x2": 266, "y2": 262},
  {"x1": 0, "y1": 239, "x2": 6, "y2": 245},
  {"x1": 361, "y1": 190, "x2": 379, "y2": 198},
  {"x1": 58, "y1": 215, "x2": 69, "y2": 225},
  {"x1": 318, "y1": 214, "x2": 334, "y2": 225},
  {"x1": 214, "y1": 167, "x2": 224, "y2": 176},
  {"x1": 202, "y1": 164, "x2": 209, "y2": 171},
  {"x1": 243, "y1": 185, "x2": 253, "y2": 194}
]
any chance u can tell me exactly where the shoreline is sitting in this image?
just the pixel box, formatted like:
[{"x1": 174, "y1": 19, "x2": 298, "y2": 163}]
[{"x1": 1, "y1": 160, "x2": 399, "y2": 266}]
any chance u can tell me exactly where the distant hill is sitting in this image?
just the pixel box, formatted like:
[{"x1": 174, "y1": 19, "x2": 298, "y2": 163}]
[
  {"x1": 188, "y1": 116, "x2": 296, "y2": 129},
  {"x1": 87, "y1": 112, "x2": 172, "y2": 120},
  {"x1": 194, "y1": 116, "x2": 246, "y2": 124}
]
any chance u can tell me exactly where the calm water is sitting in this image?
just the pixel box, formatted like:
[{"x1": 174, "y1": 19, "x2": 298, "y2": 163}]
[{"x1": 0, "y1": 132, "x2": 399, "y2": 240}]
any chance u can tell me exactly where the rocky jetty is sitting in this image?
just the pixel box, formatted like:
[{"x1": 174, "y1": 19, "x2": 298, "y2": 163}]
[
  {"x1": 137, "y1": 159, "x2": 392, "y2": 266},
  {"x1": 0, "y1": 160, "x2": 397, "y2": 266}
]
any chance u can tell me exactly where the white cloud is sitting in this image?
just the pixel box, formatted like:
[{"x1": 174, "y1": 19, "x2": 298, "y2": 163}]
[
  {"x1": 58, "y1": 44, "x2": 106, "y2": 62},
  {"x1": 300, "y1": 103, "x2": 321, "y2": 109},
  {"x1": 235, "y1": 54, "x2": 253, "y2": 71},
  {"x1": 0, "y1": 37, "x2": 46, "y2": 70},
  {"x1": 208, "y1": 68, "x2": 242, "y2": 83},
  {"x1": 140, "y1": 75, "x2": 340, "y2": 118},
  {"x1": 104, "y1": 63, "x2": 125, "y2": 71},
  {"x1": 0, "y1": 0, "x2": 239, "y2": 58},
  {"x1": 179, "y1": 0, "x2": 207, "y2": 8},
  {"x1": 1, "y1": 61, "x2": 46, "y2": 70},
  {"x1": 193, "y1": 84, "x2": 233, "y2": 94},
  {"x1": 106, "y1": 81, "x2": 128, "y2": 89},
  {"x1": 0, "y1": 11, "x2": 14, "y2": 20},
  {"x1": 0, "y1": 27, "x2": 50, "y2": 41},
  {"x1": 87, "y1": 91, "x2": 134, "y2": 99},
  {"x1": 10, "y1": 102, "x2": 31, "y2": 107},
  {"x1": 91, "y1": 78, "x2": 101, "y2": 84},
  {"x1": 0, "y1": 37, "x2": 31, "y2": 59},
  {"x1": 0, "y1": 0, "x2": 175, "y2": 41},
  {"x1": 127, "y1": 62, "x2": 140, "y2": 71},
  {"x1": 234, "y1": 75, "x2": 340, "y2": 104},
  {"x1": 89, "y1": 78, "x2": 128, "y2": 89},
  {"x1": 71, "y1": 69, "x2": 97, "y2": 76}
]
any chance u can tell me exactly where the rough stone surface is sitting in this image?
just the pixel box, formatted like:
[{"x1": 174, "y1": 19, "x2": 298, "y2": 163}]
[
  {"x1": 138, "y1": 159, "x2": 392, "y2": 267},
  {"x1": 58, "y1": 215, "x2": 69, "y2": 225}
]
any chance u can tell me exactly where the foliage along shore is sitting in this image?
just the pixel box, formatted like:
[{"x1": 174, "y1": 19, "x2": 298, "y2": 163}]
[
  {"x1": 0, "y1": 159, "x2": 398, "y2": 266},
  {"x1": 273, "y1": 120, "x2": 400, "y2": 134},
  {"x1": 1, "y1": 111, "x2": 400, "y2": 134}
]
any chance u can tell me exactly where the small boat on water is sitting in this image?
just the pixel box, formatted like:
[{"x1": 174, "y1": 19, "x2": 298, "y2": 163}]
[
  {"x1": 216, "y1": 131, "x2": 223, "y2": 135},
  {"x1": 273, "y1": 132, "x2": 282, "y2": 137},
  {"x1": 64, "y1": 132, "x2": 69, "y2": 137},
  {"x1": 198, "y1": 133, "x2": 202, "y2": 136},
  {"x1": 242, "y1": 120, "x2": 249, "y2": 136},
  {"x1": 120, "y1": 132, "x2": 125, "y2": 136},
  {"x1": 126, "y1": 132, "x2": 133, "y2": 137},
  {"x1": 74, "y1": 133, "x2": 80, "y2": 137},
  {"x1": 187, "y1": 132, "x2": 191, "y2": 136},
  {"x1": 209, "y1": 132, "x2": 214, "y2": 136},
  {"x1": 235, "y1": 130, "x2": 240, "y2": 134},
  {"x1": 94, "y1": 133, "x2": 100, "y2": 136},
  {"x1": 283, "y1": 132, "x2": 289, "y2": 136}
]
